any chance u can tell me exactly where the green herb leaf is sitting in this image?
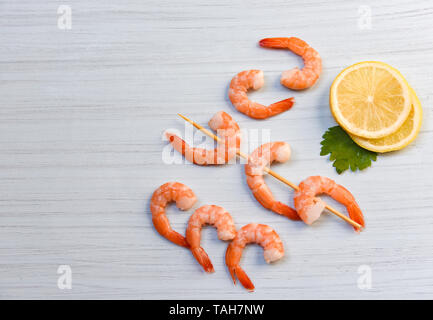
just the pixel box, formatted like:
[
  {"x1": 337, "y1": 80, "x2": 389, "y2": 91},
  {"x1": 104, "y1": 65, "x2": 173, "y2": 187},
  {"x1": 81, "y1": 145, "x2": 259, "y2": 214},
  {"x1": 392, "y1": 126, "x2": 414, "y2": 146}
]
[{"x1": 320, "y1": 126, "x2": 377, "y2": 174}]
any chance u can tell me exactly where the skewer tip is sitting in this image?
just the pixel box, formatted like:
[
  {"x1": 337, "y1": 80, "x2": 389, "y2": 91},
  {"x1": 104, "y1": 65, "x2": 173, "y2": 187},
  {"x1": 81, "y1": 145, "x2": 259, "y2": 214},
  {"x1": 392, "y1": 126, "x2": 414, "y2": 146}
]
[{"x1": 177, "y1": 113, "x2": 189, "y2": 121}]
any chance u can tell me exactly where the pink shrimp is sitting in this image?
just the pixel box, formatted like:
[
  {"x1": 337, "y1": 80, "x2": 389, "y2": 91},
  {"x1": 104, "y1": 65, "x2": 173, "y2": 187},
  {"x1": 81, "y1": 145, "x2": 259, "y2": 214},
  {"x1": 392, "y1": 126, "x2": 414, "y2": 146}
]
[
  {"x1": 186, "y1": 205, "x2": 236, "y2": 273},
  {"x1": 226, "y1": 223, "x2": 284, "y2": 291},
  {"x1": 228, "y1": 70, "x2": 294, "y2": 119},
  {"x1": 245, "y1": 142, "x2": 299, "y2": 220},
  {"x1": 150, "y1": 182, "x2": 197, "y2": 247},
  {"x1": 259, "y1": 37, "x2": 322, "y2": 90},
  {"x1": 165, "y1": 111, "x2": 241, "y2": 165},
  {"x1": 293, "y1": 176, "x2": 365, "y2": 232}
]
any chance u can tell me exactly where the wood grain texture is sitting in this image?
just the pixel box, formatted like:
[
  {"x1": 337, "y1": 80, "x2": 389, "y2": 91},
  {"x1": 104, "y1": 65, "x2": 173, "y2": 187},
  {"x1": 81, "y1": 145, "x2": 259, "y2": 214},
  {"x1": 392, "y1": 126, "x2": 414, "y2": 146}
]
[{"x1": 0, "y1": 0, "x2": 432, "y2": 299}]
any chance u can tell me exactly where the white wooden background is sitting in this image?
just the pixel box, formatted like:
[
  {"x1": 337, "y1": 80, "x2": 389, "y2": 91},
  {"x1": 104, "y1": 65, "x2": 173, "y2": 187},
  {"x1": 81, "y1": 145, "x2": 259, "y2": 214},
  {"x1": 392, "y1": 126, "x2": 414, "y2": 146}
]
[{"x1": 1, "y1": 0, "x2": 432, "y2": 299}]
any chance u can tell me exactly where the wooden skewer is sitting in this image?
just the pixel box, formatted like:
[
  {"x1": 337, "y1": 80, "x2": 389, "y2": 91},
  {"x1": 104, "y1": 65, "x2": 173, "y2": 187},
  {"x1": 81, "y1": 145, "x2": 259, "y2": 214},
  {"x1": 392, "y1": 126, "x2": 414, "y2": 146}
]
[{"x1": 177, "y1": 113, "x2": 363, "y2": 231}]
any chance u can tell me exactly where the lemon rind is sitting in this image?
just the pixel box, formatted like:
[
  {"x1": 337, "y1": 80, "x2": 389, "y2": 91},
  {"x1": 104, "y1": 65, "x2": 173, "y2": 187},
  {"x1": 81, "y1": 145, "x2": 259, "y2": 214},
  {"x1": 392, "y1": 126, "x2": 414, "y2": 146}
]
[{"x1": 350, "y1": 88, "x2": 422, "y2": 153}]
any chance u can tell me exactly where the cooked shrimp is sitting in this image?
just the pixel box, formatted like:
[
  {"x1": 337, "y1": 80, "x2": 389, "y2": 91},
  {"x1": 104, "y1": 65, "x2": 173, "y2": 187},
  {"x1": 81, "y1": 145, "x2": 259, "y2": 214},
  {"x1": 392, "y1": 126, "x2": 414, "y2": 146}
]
[
  {"x1": 228, "y1": 70, "x2": 294, "y2": 119},
  {"x1": 226, "y1": 223, "x2": 284, "y2": 291},
  {"x1": 186, "y1": 205, "x2": 236, "y2": 273},
  {"x1": 150, "y1": 182, "x2": 197, "y2": 247},
  {"x1": 259, "y1": 37, "x2": 322, "y2": 90},
  {"x1": 245, "y1": 142, "x2": 299, "y2": 220},
  {"x1": 165, "y1": 111, "x2": 241, "y2": 165},
  {"x1": 293, "y1": 176, "x2": 365, "y2": 231}
]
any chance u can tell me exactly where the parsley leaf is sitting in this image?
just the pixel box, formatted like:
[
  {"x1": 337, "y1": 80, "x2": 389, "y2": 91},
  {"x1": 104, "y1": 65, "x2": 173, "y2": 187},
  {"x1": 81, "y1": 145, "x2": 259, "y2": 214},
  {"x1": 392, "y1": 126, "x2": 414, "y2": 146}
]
[{"x1": 320, "y1": 126, "x2": 377, "y2": 174}]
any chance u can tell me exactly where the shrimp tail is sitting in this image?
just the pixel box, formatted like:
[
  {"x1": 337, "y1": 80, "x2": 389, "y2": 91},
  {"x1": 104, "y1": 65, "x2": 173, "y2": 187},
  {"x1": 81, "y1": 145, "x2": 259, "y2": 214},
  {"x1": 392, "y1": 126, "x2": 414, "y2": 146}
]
[
  {"x1": 267, "y1": 98, "x2": 295, "y2": 117},
  {"x1": 348, "y1": 203, "x2": 365, "y2": 232},
  {"x1": 169, "y1": 232, "x2": 190, "y2": 248},
  {"x1": 233, "y1": 265, "x2": 255, "y2": 291},
  {"x1": 259, "y1": 37, "x2": 289, "y2": 49},
  {"x1": 152, "y1": 215, "x2": 190, "y2": 248},
  {"x1": 191, "y1": 247, "x2": 215, "y2": 273},
  {"x1": 272, "y1": 201, "x2": 301, "y2": 221},
  {"x1": 228, "y1": 266, "x2": 236, "y2": 284}
]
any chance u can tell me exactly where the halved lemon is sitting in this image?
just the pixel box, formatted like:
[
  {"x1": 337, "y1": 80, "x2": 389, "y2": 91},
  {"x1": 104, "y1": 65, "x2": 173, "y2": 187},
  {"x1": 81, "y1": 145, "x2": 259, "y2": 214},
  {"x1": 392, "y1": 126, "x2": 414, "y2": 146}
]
[
  {"x1": 330, "y1": 61, "x2": 411, "y2": 139},
  {"x1": 350, "y1": 88, "x2": 422, "y2": 153}
]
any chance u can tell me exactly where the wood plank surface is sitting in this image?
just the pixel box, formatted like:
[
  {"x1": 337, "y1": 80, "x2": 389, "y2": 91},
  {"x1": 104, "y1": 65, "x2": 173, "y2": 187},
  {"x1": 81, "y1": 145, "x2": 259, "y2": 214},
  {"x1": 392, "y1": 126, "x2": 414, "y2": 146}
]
[{"x1": 0, "y1": 0, "x2": 432, "y2": 299}]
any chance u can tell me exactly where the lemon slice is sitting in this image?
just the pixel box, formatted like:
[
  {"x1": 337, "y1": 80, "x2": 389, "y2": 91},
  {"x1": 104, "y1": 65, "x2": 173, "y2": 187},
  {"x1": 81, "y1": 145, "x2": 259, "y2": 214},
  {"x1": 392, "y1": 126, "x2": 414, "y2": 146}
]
[
  {"x1": 330, "y1": 61, "x2": 411, "y2": 139},
  {"x1": 350, "y1": 88, "x2": 422, "y2": 152}
]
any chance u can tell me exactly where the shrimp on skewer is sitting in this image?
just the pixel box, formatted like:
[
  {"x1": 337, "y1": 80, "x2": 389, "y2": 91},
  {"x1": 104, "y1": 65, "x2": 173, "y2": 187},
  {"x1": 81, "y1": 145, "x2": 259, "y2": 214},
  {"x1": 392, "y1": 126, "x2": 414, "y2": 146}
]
[
  {"x1": 186, "y1": 205, "x2": 236, "y2": 273},
  {"x1": 150, "y1": 182, "x2": 197, "y2": 247},
  {"x1": 165, "y1": 111, "x2": 241, "y2": 165},
  {"x1": 228, "y1": 70, "x2": 294, "y2": 119},
  {"x1": 259, "y1": 37, "x2": 322, "y2": 90},
  {"x1": 245, "y1": 142, "x2": 299, "y2": 220},
  {"x1": 226, "y1": 223, "x2": 284, "y2": 291},
  {"x1": 294, "y1": 176, "x2": 365, "y2": 232}
]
